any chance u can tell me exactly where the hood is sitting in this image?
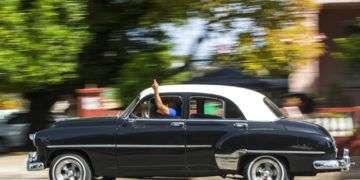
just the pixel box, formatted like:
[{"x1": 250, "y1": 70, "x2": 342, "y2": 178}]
[{"x1": 279, "y1": 119, "x2": 332, "y2": 138}]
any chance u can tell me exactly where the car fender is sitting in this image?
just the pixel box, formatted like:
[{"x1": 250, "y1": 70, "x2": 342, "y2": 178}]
[{"x1": 214, "y1": 131, "x2": 248, "y2": 171}]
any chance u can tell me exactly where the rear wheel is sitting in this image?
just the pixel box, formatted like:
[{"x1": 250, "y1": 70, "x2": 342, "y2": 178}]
[
  {"x1": 243, "y1": 155, "x2": 292, "y2": 180},
  {"x1": 49, "y1": 153, "x2": 92, "y2": 180}
]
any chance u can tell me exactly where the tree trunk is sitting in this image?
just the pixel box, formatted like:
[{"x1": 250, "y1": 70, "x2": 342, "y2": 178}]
[{"x1": 25, "y1": 90, "x2": 58, "y2": 134}]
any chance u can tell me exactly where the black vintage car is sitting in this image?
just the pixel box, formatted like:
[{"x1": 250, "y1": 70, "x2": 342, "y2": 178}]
[{"x1": 27, "y1": 85, "x2": 353, "y2": 180}]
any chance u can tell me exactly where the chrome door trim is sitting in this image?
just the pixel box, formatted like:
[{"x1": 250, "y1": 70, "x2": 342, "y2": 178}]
[
  {"x1": 47, "y1": 144, "x2": 212, "y2": 148},
  {"x1": 246, "y1": 149, "x2": 325, "y2": 155},
  {"x1": 126, "y1": 118, "x2": 187, "y2": 122},
  {"x1": 47, "y1": 144, "x2": 116, "y2": 148},
  {"x1": 186, "y1": 145, "x2": 212, "y2": 148},
  {"x1": 186, "y1": 119, "x2": 247, "y2": 122}
]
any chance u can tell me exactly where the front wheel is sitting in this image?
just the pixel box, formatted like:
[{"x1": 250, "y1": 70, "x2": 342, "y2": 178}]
[
  {"x1": 244, "y1": 155, "x2": 292, "y2": 180},
  {"x1": 49, "y1": 153, "x2": 92, "y2": 180}
]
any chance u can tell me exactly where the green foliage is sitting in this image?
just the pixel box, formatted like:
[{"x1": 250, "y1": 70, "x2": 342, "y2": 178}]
[
  {"x1": 221, "y1": 24, "x2": 323, "y2": 76},
  {"x1": 333, "y1": 19, "x2": 360, "y2": 73},
  {"x1": 116, "y1": 44, "x2": 190, "y2": 105},
  {"x1": 99, "y1": 0, "x2": 323, "y2": 105},
  {"x1": 0, "y1": 0, "x2": 324, "y2": 105},
  {"x1": 0, "y1": 0, "x2": 89, "y2": 92},
  {"x1": 209, "y1": 0, "x2": 323, "y2": 76}
]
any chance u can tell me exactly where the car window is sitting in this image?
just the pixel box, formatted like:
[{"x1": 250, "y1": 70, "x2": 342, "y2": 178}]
[
  {"x1": 189, "y1": 97, "x2": 225, "y2": 119},
  {"x1": 132, "y1": 96, "x2": 182, "y2": 119},
  {"x1": 225, "y1": 99, "x2": 246, "y2": 119},
  {"x1": 7, "y1": 113, "x2": 29, "y2": 124}
]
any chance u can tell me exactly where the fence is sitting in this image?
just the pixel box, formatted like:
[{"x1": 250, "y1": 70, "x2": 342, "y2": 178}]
[{"x1": 306, "y1": 107, "x2": 360, "y2": 155}]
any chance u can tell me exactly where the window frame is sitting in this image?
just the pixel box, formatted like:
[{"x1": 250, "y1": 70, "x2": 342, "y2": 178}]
[{"x1": 263, "y1": 97, "x2": 284, "y2": 119}]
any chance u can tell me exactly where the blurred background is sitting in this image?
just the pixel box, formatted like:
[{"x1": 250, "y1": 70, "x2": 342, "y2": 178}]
[{"x1": 0, "y1": 0, "x2": 360, "y2": 179}]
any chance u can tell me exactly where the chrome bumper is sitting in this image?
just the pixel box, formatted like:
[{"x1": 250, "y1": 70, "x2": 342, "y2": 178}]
[
  {"x1": 313, "y1": 149, "x2": 355, "y2": 171},
  {"x1": 27, "y1": 152, "x2": 45, "y2": 171}
]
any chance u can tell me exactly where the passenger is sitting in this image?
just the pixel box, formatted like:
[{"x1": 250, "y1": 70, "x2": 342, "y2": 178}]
[{"x1": 152, "y1": 79, "x2": 179, "y2": 118}]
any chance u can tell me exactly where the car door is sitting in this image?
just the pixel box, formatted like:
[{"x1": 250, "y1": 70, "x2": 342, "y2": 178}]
[
  {"x1": 185, "y1": 94, "x2": 248, "y2": 171},
  {"x1": 116, "y1": 94, "x2": 187, "y2": 174}
]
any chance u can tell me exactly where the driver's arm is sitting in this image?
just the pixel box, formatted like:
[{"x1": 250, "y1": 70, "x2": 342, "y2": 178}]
[{"x1": 152, "y1": 79, "x2": 170, "y2": 116}]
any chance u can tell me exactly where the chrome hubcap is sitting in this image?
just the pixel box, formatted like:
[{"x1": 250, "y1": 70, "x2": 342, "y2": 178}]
[
  {"x1": 251, "y1": 159, "x2": 283, "y2": 180},
  {"x1": 55, "y1": 158, "x2": 83, "y2": 180}
]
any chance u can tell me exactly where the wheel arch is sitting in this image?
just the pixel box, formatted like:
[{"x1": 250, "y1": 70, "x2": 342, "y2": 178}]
[{"x1": 238, "y1": 154, "x2": 290, "y2": 174}]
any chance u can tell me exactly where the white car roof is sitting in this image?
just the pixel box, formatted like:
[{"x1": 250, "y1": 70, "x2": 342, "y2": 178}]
[{"x1": 140, "y1": 84, "x2": 279, "y2": 121}]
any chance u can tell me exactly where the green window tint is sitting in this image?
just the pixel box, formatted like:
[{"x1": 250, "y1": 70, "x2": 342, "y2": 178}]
[
  {"x1": 189, "y1": 97, "x2": 224, "y2": 119},
  {"x1": 204, "y1": 101, "x2": 223, "y2": 116}
]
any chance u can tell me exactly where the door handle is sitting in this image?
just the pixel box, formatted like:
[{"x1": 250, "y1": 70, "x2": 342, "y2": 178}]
[
  {"x1": 233, "y1": 123, "x2": 248, "y2": 129},
  {"x1": 170, "y1": 121, "x2": 185, "y2": 127},
  {"x1": 127, "y1": 119, "x2": 136, "y2": 124}
]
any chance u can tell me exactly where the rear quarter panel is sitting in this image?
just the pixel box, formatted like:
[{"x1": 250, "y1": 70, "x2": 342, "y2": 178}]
[{"x1": 216, "y1": 120, "x2": 335, "y2": 176}]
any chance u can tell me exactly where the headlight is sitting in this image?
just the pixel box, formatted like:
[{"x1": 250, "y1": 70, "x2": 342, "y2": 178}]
[{"x1": 29, "y1": 133, "x2": 36, "y2": 141}]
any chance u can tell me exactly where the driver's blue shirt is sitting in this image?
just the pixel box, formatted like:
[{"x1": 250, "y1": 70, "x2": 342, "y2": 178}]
[{"x1": 168, "y1": 108, "x2": 177, "y2": 118}]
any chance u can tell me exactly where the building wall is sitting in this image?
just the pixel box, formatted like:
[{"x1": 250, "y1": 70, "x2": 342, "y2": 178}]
[{"x1": 318, "y1": 2, "x2": 360, "y2": 106}]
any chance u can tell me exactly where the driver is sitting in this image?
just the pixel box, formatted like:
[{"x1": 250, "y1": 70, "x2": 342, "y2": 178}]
[{"x1": 152, "y1": 79, "x2": 179, "y2": 118}]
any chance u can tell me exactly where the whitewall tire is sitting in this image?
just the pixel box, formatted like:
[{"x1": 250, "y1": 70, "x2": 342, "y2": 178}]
[
  {"x1": 244, "y1": 155, "x2": 292, "y2": 180},
  {"x1": 49, "y1": 153, "x2": 92, "y2": 180}
]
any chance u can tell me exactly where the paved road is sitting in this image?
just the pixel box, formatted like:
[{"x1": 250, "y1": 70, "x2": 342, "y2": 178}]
[{"x1": 0, "y1": 153, "x2": 359, "y2": 180}]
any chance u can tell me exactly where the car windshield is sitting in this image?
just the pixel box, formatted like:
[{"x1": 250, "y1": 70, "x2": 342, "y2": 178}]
[
  {"x1": 120, "y1": 96, "x2": 139, "y2": 118},
  {"x1": 263, "y1": 97, "x2": 284, "y2": 119}
]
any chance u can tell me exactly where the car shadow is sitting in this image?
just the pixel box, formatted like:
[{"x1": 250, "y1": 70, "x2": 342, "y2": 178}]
[{"x1": 130, "y1": 175, "x2": 243, "y2": 180}]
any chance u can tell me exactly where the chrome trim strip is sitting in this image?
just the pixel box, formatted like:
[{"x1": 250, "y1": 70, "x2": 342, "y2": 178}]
[
  {"x1": 47, "y1": 144, "x2": 116, "y2": 148},
  {"x1": 117, "y1": 144, "x2": 184, "y2": 148},
  {"x1": 186, "y1": 145, "x2": 212, "y2": 148},
  {"x1": 126, "y1": 119, "x2": 187, "y2": 122},
  {"x1": 47, "y1": 144, "x2": 212, "y2": 148},
  {"x1": 126, "y1": 119, "x2": 247, "y2": 123},
  {"x1": 215, "y1": 150, "x2": 246, "y2": 171},
  {"x1": 46, "y1": 145, "x2": 324, "y2": 155},
  {"x1": 46, "y1": 145, "x2": 323, "y2": 154},
  {"x1": 187, "y1": 119, "x2": 247, "y2": 122},
  {"x1": 247, "y1": 150, "x2": 325, "y2": 155}
]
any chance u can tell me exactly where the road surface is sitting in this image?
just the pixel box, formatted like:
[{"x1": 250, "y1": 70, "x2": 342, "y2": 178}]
[{"x1": 0, "y1": 153, "x2": 359, "y2": 180}]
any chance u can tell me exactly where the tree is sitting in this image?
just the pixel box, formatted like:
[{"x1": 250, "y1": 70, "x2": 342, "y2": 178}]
[
  {"x1": 79, "y1": 1, "x2": 200, "y2": 105},
  {"x1": 224, "y1": 24, "x2": 323, "y2": 76},
  {"x1": 0, "y1": 0, "x2": 89, "y2": 132},
  {"x1": 0, "y1": 0, "x2": 324, "y2": 132},
  {"x1": 205, "y1": 0, "x2": 323, "y2": 77},
  {"x1": 84, "y1": 0, "x2": 323, "y2": 105},
  {"x1": 333, "y1": 18, "x2": 360, "y2": 75}
]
